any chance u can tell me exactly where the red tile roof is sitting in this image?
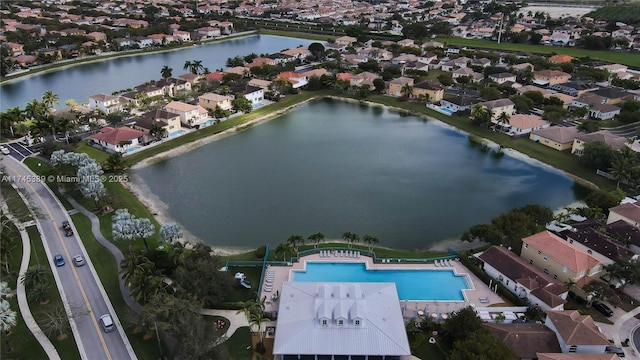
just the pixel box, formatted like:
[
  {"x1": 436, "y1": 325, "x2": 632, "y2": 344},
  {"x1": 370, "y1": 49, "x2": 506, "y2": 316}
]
[{"x1": 90, "y1": 126, "x2": 144, "y2": 145}]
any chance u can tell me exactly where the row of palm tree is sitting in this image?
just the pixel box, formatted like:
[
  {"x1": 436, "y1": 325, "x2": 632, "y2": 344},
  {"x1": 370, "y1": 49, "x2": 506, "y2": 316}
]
[{"x1": 274, "y1": 232, "x2": 382, "y2": 260}]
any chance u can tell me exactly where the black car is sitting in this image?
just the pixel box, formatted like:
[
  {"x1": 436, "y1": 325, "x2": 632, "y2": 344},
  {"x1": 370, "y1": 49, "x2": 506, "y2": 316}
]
[
  {"x1": 605, "y1": 345, "x2": 625, "y2": 357},
  {"x1": 592, "y1": 301, "x2": 614, "y2": 317}
]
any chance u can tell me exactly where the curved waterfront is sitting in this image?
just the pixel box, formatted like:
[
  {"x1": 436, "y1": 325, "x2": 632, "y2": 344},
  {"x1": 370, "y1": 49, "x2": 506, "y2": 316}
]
[
  {"x1": 0, "y1": 35, "x2": 313, "y2": 111},
  {"x1": 131, "y1": 99, "x2": 578, "y2": 251}
]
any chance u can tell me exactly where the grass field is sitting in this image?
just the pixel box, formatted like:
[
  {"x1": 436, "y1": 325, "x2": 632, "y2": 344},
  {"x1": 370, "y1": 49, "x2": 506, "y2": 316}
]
[
  {"x1": 434, "y1": 37, "x2": 640, "y2": 68},
  {"x1": 585, "y1": 4, "x2": 640, "y2": 24}
]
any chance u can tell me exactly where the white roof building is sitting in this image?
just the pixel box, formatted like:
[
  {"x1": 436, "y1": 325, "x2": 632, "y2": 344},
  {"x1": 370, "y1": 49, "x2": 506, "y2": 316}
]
[{"x1": 273, "y1": 282, "x2": 411, "y2": 359}]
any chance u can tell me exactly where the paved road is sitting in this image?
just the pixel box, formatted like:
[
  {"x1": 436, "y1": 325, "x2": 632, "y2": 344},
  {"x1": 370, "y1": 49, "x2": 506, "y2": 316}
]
[
  {"x1": 2, "y1": 155, "x2": 136, "y2": 360},
  {"x1": 634, "y1": 324, "x2": 640, "y2": 358}
]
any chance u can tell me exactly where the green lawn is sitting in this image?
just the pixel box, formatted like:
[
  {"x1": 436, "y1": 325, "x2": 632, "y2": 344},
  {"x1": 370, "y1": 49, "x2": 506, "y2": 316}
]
[
  {"x1": 25, "y1": 226, "x2": 81, "y2": 360},
  {"x1": 0, "y1": 220, "x2": 48, "y2": 360},
  {"x1": 259, "y1": 28, "x2": 335, "y2": 41},
  {"x1": 226, "y1": 326, "x2": 253, "y2": 360},
  {"x1": 434, "y1": 37, "x2": 640, "y2": 68},
  {"x1": 23, "y1": 158, "x2": 74, "y2": 211},
  {"x1": 70, "y1": 213, "x2": 168, "y2": 359},
  {"x1": 0, "y1": 182, "x2": 34, "y2": 222}
]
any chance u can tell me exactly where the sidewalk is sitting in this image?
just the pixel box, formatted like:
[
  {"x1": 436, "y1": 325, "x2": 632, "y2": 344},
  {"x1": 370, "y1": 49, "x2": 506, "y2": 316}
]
[
  {"x1": 200, "y1": 309, "x2": 249, "y2": 339},
  {"x1": 1, "y1": 200, "x2": 60, "y2": 360},
  {"x1": 598, "y1": 301, "x2": 640, "y2": 360}
]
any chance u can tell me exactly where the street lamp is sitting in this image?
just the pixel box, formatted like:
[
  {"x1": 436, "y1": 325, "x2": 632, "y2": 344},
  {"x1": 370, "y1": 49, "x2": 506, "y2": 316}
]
[{"x1": 154, "y1": 320, "x2": 165, "y2": 360}]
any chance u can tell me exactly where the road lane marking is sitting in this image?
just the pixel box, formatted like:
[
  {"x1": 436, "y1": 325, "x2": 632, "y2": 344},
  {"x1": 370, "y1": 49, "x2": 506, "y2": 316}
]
[{"x1": 4, "y1": 162, "x2": 113, "y2": 360}]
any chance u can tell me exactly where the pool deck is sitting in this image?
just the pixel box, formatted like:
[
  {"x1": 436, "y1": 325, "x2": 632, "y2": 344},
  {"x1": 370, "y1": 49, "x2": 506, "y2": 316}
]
[{"x1": 262, "y1": 252, "x2": 504, "y2": 319}]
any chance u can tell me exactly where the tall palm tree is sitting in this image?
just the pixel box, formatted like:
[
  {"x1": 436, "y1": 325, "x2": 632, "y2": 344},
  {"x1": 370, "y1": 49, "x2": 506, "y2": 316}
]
[
  {"x1": 609, "y1": 151, "x2": 636, "y2": 189},
  {"x1": 308, "y1": 232, "x2": 325, "y2": 248},
  {"x1": 27, "y1": 282, "x2": 50, "y2": 304},
  {"x1": 287, "y1": 235, "x2": 304, "y2": 254},
  {"x1": 1, "y1": 107, "x2": 24, "y2": 136},
  {"x1": 342, "y1": 232, "x2": 360, "y2": 248},
  {"x1": 183, "y1": 60, "x2": 193, "y2": 73},
  {"x1": 42, "y1": 90, "x2": 59, "y2": 110},
  {"x1": 362, "y1": 234, "x2": 380, "y2": 252},
  {"x1": 160, "y1": 65, "x2": 173, "y2": 79},
  {"x1": 495, "y1": 111, "x2": 510, "y2": 130},
  {"x1": 274, "y1": 242, "x2": 292, "y2": 261},
  {"x1": 120, "y1": 251, "x2": 155, "y2": 285},
  {"x1": 191, "y1": 60, "x2": 204, "y2": 75},
  {"x1": 24, "y1": 99, "x2": 45, "y2": 121}
]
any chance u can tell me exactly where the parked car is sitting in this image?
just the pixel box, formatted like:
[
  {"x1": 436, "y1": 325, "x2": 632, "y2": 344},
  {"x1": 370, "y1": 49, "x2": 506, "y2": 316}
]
[
  {"x1": 54, "y1": 254, "x2": 65, "y2": 267},
  {"x1": 72, "y1": 255, "x2": 85, "y2": 267},
  {"x1": 100, "y1": 314, "x2": 115, "y2": 332},
  {"x1": 592, "y1": 301, "x2": 614, "y2": 317},
  {"x1": 0, "y1": 146, "x2": 10, "y2": 155}
]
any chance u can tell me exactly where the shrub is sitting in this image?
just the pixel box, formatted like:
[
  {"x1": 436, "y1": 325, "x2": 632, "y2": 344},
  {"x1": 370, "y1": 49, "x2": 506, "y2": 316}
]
[{"x1": 255, "y1": 245, "x2": 267, "y2": 259}]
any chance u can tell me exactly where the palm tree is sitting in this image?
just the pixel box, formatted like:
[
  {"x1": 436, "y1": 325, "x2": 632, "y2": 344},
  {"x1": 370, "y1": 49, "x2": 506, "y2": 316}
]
[
  {"x1": 362, "y1": 234, "x2": 380, "y2": 252},
  {"x1": 191, "y1": 60, "x2": 204, "y2": 75},
  {"x1": 28, "y1": 282, "x2": 50, "y2": 304},
  {"x1": 160, "y1": 65, "x2": 173, "y2": 79},
  {"x1": 237, "y1": 295, "x2": 270, "y2": 353},
  {"x1": 495, "y1": 111, "x2": 510, "y2": 130},
  {"x1": 183, "y1": 60, "x2": 193, "y2": 73},
  {"x1": 24, "y1": 99, "x2": 45, "y2": 121},
  {"x1": 308, "y1": 232, "x2": 325, "y2": 248},
  {"x1": 129, "y1": 272, "x2": 165, "y2": 305},
  {"x1": 609, "y1": 148, "x2": 638, "y2": 189},
  {"x1": 342, "y1": 232, "x2": 360, "y2": 248},
  {"x1": 42, "y1": 90, "x2": 59, "y2": 110},
  {"x1": 287, "y1": 235, "x2": 304, "y2": 254},
  {"x1": 400, "y1": 83, "x2": 413, "y2": 99},
  {"x1": 20, "y1": 265, "x2": 48, "y2": 289},
  {"x1": 120, "y1": 250, "x2": 155, "y2": 285},
  {"x1": 274, "y1": 242, "x2": 293, "y2": 261},
  {"x1": 563, "y1": 278, "x2": 576, "y2": 291}
]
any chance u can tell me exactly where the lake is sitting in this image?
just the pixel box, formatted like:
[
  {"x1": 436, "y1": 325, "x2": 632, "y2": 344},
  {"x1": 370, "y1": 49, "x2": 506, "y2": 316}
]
[
  {"x1": 130, "y1": 99, "x2": 578, "y2": 252},
  {"x1": 0, "y1": 34, "x2": 313, "y2": 111}
]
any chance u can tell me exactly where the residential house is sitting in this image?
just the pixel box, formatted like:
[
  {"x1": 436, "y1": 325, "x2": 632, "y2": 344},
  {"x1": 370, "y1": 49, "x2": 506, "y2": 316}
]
[
  {"x1": 589, "y1": 103, "x2": 620, "y2": 120},
  {"x1": 571, "y1": 130, "x2": 628, "y2": 155},
  {"x1": 517, "y1": 85, "x2": 554, "y2": 96},
  {"x1": 505, "y1": 114, "x2": 551, "y2": 136},
  {"x1": 477, "y1": 246, "x2": 568, "y2": 310},
  {"x1": 90, "y1": 126, "x2": 144, "y2": 153},
  {"x1": 165, "y1": 101, "x2": 208, "y2": 127},
  {"x1": 276, "y1": 71, "x2": 308, "y2": 89},
  {"x1": 479, "y1": 98, "x2": 515, "y2": 121},
  {"x1": 231, "y1": 84, "x2": 264, "y2": 106},
  {"x1": 591, "y1": 87, "x2": 629, "y2": 104},
  {"x1": 392, "y1": 54, "x2": 419, "y2": 65},
  {"x1": 86, "y1": 31, "x2": 107, "y2": 41},
  {"x1": 269, "y1": 53, "x2": 295, "y2": 65},
  {"x1": 471, "y1": 58, "x2": 492, "y2": 68},
  {"x1": 177, "y1": 73, "x2": 202, "y2": 85},
  {"x1": 155, "y1": 78, "x2": 192, "y2": 98},
  {"x1": 223, "y1": 66, "x2": 249, "y2": 77},
  {"x1": 411, "y1": 81, "x2": 444, "y2": 102},
  {"x1": 132, "y1": 83, "x2": 164, "y2": 99},
  {"x1": 88, "y1": 93, "x2": 122, "y2": 114},
  {"x1": 606, "y1": 220, "x2": 640, "y2": 254},
  {"x1": 533, "y1": 70, "x2": 571, "y2": 86},
  {"x1": 272, "y1": 282, "x2": 411, "y2": 359},
  {"x1": 544, "y1": 310, "x2": 610, "y2": 353},
  {"x1": 335, "y1": 36, "x2": 357, "y2": 46},
  {"x1": 556, "y1": 220, "x2": 635, "y2": 264},
  {"x1": 511, "y1": 62, "x2": 534, "y2": 72},
  {"x1": 529, "y1": 126, "x2": 580, "y2": 151},
  {"x1": 521, "y1": 231, "x2": 603, "y2": 284},
  {"x1": 173, "y1": 30, "x2": 191, "y2": 42},
  {"x1": 607, "y1": 201, "x2": 640, "y2": 228},
  {"x1": 281, "y1": 47, "x2": 310, "y2": 60},
  {"x1": 198, "y1": 93, "x2": 233, "y2": 111},
  {"x1": 131, "y1": 109, "x2": 181, "y2": 137},
  {"x1": 350, "y1": 71, "x2": 380, "y2": 90},
  {"x1": 388, "y1": 77, "x2": 414, "y2": 97},
  {"x1": 597, "y1": 63, "x2": 627, "y2": 74},
  {"x1": 303, "y1": 68, "x2": 330, "y2": 79},
  {"x1": 440, "y1": 94, "x2": 482, "y2": 113},
  {"x1": 550, "y1": 81, "x2": 598, "y2": 97},
  {"x1": 204, "y1": 71, "x2": 224, "y2": 82},
  {"x1": 247, "y1": 57, "x2": 276, "y2": 68},
  {"x1": 549, "y1": 54, "x2": 574, "y2": 63},
  {"x1": 248, "y1": 78, "x2": 272, "y2": 90},
  {"x1": 489, "y1": 72, "x2": 517, "y2": 84},
  {"x1": 485, "y1": 323, "x2": 562, "y2": 358},
  {"x1": 571, "y1": 93, "x2": 607, "y2": 108},
  {"x1": 422, "y1": 41, "x2": 444, "y2": 49}
]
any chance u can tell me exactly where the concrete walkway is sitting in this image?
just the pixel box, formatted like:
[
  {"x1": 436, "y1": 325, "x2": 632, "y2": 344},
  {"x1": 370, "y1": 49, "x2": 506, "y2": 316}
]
[
  {"x1": 0, "y1": 201, "x2": 60, "y2": 360},
  {"x1": 200, "y1": 309, "x2": 249, "y2": 339},
  {"x1": 63, "y1": 196, "x2": 142, "y2": 314},
  {"x1": 612, "y1": 304, "x2": 640, "y2": 359}
]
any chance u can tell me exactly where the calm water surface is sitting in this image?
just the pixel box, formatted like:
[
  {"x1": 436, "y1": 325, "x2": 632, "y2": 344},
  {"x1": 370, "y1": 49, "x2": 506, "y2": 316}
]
[
  {"x1": 0, "y1": 35, "x2": 312, "y2": 111},
  {"x1": 131, "y1": 99, "x2": 577, "y2": 251}
]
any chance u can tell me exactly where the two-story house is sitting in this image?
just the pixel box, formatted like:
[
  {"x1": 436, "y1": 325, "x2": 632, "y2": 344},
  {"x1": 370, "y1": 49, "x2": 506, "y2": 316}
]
[
  {"x1": 411, "y1": 81, "x2": 444, "y2": 102},
  {"x1": 350, "y1": 71, "x2": 380, "y2": 90},
  {"x1": 545, "y1": 310, "x2": 610, "y2": 353},
  {"x1": 198, "y1": 93, "x2": 233, "y2": 112},
  {"x1": 165, "y1": 101, "x2": 208, "y2": 128},
  {"x1": 231, "y1": 84, "x2": 264, "y2": 106},
  {"x1": 607, "y1": 201, "x2": 640, "y2": 228},
  {"x1": 131, "y1": 109, "x2": 182, "y2": 137},
  {"x1": 388, "y1": 77, "x2": 414, "y2": 97},
  {"x1": 521, "y1": 231, "x2": 603, "y2": 284},
  {"x1": 533, "y1": 70, "x2": 571, "y2": 86},
  {"x1": 88, "y1": 93, "x2": 122, "y2": 114}
]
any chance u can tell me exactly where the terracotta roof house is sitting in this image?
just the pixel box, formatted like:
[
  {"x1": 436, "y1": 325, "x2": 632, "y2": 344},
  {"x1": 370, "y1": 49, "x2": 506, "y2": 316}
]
[
  {"x1": 223, "y1": 66, "x2": 249, "y2": 77},
  {"x1": 204, "y1": 71, "x2": 223, "y2": 82},
  {"x1": 477, "y1": 246, "x2": 568, "y2": 310},
  {"x1": 521, "y1": 231, "x2": 603, "y2": 284},
  {"x1": 90, "y1": 126, "x2": 144, "y2": 153},
  {"x1": 571, "y1": 130, "x2": 628, "y2": 155},
  {"x1": 537, "y1": 354, "x2": 618, "y2": 360},
  {"x1": 165, "y1": 101, "x2": 208, "y2": 127},
  {"x1": 485, "y1": 323, "x2": 561, "y2": 358},
  {"x1": 607, "y1": 201, "x2": 640, "y2": 228},
  {"x1": 544, "y1": 310, "x2": 610, "y2": 353},
  {"x1": 530, "y1": 126, "x2": 580, "y2": 151},
  {"x1": 276, "y1": 71, "x2": 308, "y2": 89},
  {"x1": 337, "y1": 73, "x2": 353, "y2": 81},
  {"x1": 505, "y1": 114, "x2": 550, "y2": 136},
  {"x1": 549, "y1": 54, "x2": 575, "y2": 64},
  {"x1": 247, "y1": 78, "x2": 272, "y2": 90},
  {"x1": 273, "y1": 282, "x2": 410, "y2": 359},
  {"x1": 350, "y1": 71, "x2": 380, "y2": 90}
]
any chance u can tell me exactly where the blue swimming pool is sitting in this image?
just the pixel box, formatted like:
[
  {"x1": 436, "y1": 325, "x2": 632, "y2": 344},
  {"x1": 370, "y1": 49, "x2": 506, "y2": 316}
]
[
  {"x1": 439, "y1": 107, "x2": 454, "y2": 115},
  {"x1": 292, "y1": 262, "x2": 470, "y2": 300},
  {"x1": 169, "y1": 130, "x2": 187, "y2": 138}
]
